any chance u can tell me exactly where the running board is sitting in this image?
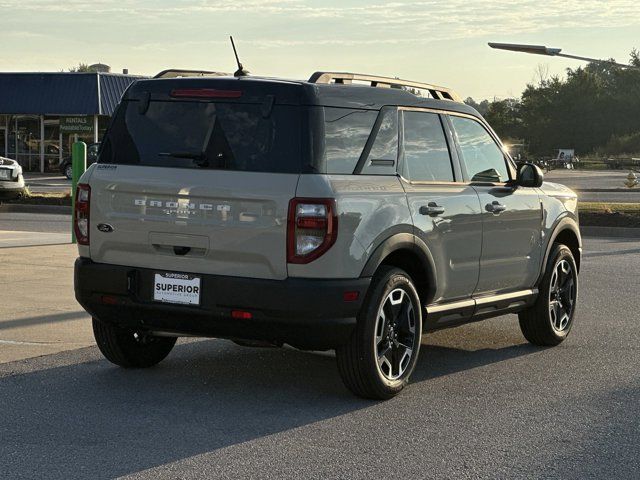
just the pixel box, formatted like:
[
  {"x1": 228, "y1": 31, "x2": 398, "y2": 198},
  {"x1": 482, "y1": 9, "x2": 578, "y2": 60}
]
[{"x1": 425, "y1": 289, "x2": 538, "y2": 330}]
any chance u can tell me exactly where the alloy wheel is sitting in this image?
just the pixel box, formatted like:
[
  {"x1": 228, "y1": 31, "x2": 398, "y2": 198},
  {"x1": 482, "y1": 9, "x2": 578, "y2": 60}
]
[
  {"x1": 374, "y1": 288, "x2": 417, "y2": 380},
  {"x1": 548, "y1": 259, "x2": 576, "y2": 332}
]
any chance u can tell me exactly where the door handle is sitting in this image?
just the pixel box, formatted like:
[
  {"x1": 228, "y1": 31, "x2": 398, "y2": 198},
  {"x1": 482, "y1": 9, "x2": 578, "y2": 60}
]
[
  {"x1": 419, "y1": 202, "x2": 445, "y2": 216},
  {"x1": 486, "y1": 201, "x2": 507, "y2": 214}
]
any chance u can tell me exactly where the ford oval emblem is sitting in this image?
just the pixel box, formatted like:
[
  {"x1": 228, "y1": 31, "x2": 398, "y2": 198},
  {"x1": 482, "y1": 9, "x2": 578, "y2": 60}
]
[{"x1": 97, "y1": 223, "x2": 114, "y2": 233}]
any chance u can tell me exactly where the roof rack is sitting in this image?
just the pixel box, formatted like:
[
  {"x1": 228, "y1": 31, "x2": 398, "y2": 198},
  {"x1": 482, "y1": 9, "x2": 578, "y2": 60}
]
[
  {"x1": 153, "y1": 69, "x2": 231, "y2": 79},
  {"x1": 308, "y1": 71, "x2": 462, "y2": 102}
]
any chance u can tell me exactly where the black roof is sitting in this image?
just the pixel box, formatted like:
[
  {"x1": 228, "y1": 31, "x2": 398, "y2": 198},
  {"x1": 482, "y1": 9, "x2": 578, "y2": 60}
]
[
  {"x1": 0, "y1": 72, "x2": 145, "y2": 116},
  {"x1": 125, "y1": 75, "x2": 480, "y2": 117}
]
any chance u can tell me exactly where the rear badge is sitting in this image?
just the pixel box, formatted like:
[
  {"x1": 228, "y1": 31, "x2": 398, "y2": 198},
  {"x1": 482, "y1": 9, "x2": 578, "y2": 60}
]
[{"x1": 97, "y1": 223, "x2": 114, "y2": 233}]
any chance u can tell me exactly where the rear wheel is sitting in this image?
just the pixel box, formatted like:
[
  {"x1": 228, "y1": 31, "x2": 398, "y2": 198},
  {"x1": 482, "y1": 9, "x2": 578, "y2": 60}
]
[
  {"x1": 64, "y1": 164, "x2": 73, "y2": 180},
  {"x1": 519, "y1": 244, "x2": 578, "y2": 346},
  {"x1": 92, "y1": 318, "x2": 177, "y2": 368},
  {"x1": 336, "y1": 266, "x2": 422, "y2": 400}
]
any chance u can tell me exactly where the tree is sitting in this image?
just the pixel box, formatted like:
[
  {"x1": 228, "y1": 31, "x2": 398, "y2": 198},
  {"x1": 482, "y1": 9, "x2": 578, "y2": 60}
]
[
  {"x1": 485, "y1": 48, "x2": 640, "y2": 156},
  {"x1": 67, "y1": 63, "x2": 100, "y2": 73},
  {"x1": 464, "y1": 97, "x2": 490, "y2": 115},
  {"x1": 484, "y1": 98, "x2": 523, "y2": 141}
]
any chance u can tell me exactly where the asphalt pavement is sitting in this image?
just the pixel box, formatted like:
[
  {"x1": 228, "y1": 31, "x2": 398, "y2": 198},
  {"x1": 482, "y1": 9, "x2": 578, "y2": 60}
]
[
  {"x1": 23, "y1": 173, "x2": 71, "y2": 193},
  {"x1": 0, "y1": 211, "x2": 70, "y2": 247},
  {"x1": 0, "y1": 237, "x2": 638, "y2": 479},
  {"x1": 545, "y1": 169, "x2": 640, "y2": 203}
]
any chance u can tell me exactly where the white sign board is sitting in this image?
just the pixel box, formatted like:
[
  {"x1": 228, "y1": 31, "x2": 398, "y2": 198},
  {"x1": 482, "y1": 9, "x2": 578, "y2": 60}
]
[{"x1": 154, "y1": 272, "x2": 201, "y2": 305}]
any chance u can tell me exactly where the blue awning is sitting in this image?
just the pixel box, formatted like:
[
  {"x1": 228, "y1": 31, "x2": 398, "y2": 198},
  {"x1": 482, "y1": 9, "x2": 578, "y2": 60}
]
[{"x1": 0, "y1": 72, "x2": 144, "y2": 116}]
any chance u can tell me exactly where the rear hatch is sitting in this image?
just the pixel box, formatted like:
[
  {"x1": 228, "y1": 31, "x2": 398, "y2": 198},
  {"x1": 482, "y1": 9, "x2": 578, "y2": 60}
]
[{"x1": 89, "y1": 78, "x2": 307, "y2": 280}]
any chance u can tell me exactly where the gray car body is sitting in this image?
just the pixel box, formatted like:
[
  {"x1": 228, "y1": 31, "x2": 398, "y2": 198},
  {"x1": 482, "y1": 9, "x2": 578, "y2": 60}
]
[{"x1": 76, "y1": 75, "x2": 581, "y2": 338}]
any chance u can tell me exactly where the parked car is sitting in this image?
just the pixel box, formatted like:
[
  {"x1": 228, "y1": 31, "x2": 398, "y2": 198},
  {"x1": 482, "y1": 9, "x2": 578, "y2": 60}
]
[
  {"x1": 60, "y1": 143, "x2": 100, "y2": 179},
  {"x1": 74, "y1": 71, "x2": 581, "y2": 399},
  {"x1": 0, "y1": 156, "x2": 25, "y2": 198}
]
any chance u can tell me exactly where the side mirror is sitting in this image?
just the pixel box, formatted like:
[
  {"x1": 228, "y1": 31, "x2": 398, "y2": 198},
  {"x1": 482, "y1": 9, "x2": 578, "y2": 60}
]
[{"x1": 516, "y1": 163, "x2": 544, "y2": 188}]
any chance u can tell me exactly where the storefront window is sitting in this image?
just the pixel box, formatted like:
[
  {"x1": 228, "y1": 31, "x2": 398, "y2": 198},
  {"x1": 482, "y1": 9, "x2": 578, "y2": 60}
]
[
  {"x1": 9, "y1": 115, "x2": 41, "y2": 171},
  {"x1": 2, "y1": 114, "x2": 104, "y2": 172},
  {"x1": 43, "y1": 117, "x2": 61, "y2": 172},
  {"x1": 0, "y1": 115, "x2": 7, "y2": 158}
]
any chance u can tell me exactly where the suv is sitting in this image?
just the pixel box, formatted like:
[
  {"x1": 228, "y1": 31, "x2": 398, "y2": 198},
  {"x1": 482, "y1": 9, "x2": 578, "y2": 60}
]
[{"x1": 74, "y1": 71, "x2": 581, "y2": 399}]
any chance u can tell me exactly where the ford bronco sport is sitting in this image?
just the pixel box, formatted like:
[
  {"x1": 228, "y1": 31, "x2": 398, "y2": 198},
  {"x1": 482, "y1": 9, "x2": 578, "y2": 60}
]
[{"x1": 74, "y1": 71, "x2": 581, "y2": 399}]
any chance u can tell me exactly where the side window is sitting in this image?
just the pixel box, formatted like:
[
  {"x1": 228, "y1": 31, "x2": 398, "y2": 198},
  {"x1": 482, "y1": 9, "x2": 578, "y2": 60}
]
[
  {"x1": 401, "y1": 111, "x2": 454, "y2": 182},
  {"x1": 450, "y1": 116, "x2": 510, "y2": 183},
  {"x1": 361, "y1": 107, "x2": 398, "y2": 175},
  {"x1": 316, "y1": 107, "x2": 377, "y2": 174}
]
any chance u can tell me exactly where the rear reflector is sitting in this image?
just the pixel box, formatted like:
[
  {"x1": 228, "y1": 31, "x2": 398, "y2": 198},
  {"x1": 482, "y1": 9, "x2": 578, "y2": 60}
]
[
  {"x1": 170, "y1": 89, "x2": 242, "y2": 99},
  {"x1": 231, "y1": 310, "x2": 253, "y2": 320},
  {"x1": 100, "y1": 295, "x2": 119, "y2": 305},
  {"x1": 343, "y1": 291, "x2": 359, "y2": 302}
]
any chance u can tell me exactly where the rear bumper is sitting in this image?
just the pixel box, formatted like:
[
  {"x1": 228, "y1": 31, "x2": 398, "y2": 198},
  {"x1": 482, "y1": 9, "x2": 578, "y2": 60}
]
[
  {"x1": 0, "y1": 176, "x2": 25, "y2": 191},
  {"x1": 74, "y1": 258, "x2": 370, "y2": 350}
]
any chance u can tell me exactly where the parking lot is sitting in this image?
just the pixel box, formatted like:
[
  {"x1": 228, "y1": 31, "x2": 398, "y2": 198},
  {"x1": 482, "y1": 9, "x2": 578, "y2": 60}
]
[{"x1": 1, "y1": 236, "x2": 638, "y2": 479}]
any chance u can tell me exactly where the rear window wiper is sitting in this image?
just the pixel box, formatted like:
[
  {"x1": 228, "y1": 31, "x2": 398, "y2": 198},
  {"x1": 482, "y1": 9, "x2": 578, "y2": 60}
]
[
  {"x1": 158, "y1": 151, "x2": 204, "y2": 160},
  {"x1": 158, "y1": 151, "x2": 210, "y2": 167}
]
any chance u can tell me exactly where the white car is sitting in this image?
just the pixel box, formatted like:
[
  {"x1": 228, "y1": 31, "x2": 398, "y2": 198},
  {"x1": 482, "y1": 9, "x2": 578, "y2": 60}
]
[{"x1": 0, "y1": 157, "x2": 25, "y2": 197}]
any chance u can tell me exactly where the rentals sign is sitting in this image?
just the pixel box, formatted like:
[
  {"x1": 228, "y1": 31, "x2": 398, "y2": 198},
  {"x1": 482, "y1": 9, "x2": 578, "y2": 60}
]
[{"x1": 60, "y1": 116, "x2": 93, "y2": 134}]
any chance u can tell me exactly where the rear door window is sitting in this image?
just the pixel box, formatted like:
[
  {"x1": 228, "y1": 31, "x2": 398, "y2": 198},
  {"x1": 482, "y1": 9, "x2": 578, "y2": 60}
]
[
  {"x1": 401, "y1": 111, "x2": 454, "y2": 182},
  {"x1": 100, "y1": 100, "x2": 302, "y2": 173}
]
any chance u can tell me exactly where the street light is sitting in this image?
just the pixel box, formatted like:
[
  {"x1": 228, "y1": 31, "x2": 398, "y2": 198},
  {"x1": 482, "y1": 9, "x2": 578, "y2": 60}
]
[{"x1": 488, "y1": 42, "x2": 633, "y2": 69}]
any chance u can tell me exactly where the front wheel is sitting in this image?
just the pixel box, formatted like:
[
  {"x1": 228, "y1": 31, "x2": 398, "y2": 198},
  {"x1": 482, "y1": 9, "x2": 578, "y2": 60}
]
[
  {"x1": 92, "y1": 318, "x2": 177, "y2": 368},
  {"x1": 336, "y1": 266, "x2": 422, "y2": 400},
  {"x1": 64, "y1": 164, "x2": 73, "y2": 180},
  {"x1": 519, "y1": 244, "x2": 578, "y2": 346}
]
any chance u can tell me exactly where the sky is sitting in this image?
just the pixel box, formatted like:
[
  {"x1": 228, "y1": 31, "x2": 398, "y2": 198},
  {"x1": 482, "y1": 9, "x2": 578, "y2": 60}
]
[{"x1": 2, "y1": 0, "x2": 639, "y2": 100}]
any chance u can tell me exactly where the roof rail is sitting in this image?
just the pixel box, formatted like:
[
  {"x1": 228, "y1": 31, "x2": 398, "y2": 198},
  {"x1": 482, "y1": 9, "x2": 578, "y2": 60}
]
[
  {"x1": 308, "y1": 71, "x2": 462, "y2": 102},
  {"x1": 153, "y1": 69, "x2": 231, "y2": 79}
]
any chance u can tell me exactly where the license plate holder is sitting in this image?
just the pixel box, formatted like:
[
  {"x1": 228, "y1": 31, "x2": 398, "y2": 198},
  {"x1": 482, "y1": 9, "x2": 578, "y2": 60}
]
[{"x1": 153, "y1": 272, "x2": 201, "y2": 306}]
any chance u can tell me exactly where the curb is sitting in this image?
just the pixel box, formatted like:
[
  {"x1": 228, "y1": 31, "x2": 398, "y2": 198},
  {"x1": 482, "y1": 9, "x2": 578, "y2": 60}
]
[
  {"x1": 580, "y1": 226, "x2": 640, "y2": 238},
  {"x1": 0, "y1": 203, "x2": 70, "y2": 215}
]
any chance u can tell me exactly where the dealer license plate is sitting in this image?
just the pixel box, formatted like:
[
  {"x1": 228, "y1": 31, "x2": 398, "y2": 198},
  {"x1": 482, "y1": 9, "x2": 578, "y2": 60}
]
[{"x1": 153, "y1": 272, "x2": 201, "y2": 305}]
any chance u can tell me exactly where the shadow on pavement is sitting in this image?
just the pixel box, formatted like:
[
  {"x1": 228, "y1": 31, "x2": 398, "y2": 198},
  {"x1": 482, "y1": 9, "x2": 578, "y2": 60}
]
[
  {"x1": 0, "y1": 311, "x2": 87, "y2": 331},
  {"x1": 0, "y1": 334, "x2": 538, "y2": 479}
]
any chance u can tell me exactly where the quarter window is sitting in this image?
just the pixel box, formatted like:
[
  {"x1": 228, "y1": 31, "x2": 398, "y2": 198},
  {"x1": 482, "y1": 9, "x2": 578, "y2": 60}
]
[
  {"x1": 313, "y1": 107, "x2": 377, "y2": 174},
  {"x1": 401, "y1": 111, "x2": 454, "y2": 182},
  {"x1": 361, "y1": 107, "x2": 398, "y2": 175},
  {"x1": 450, "y1": 116, "x2": 509, "y2": 183}
]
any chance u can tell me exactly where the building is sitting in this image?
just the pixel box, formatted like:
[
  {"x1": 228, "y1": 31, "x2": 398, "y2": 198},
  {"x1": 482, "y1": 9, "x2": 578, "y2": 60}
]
[{"x1": 0, "y1": 72, "x2": 143, "y2": 172}]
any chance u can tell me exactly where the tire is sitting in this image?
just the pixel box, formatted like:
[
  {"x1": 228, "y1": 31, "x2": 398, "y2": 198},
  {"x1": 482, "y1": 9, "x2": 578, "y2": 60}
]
[
  {"x1": 336, "y1": 266, "x2": 422, "y2": 400},
  {"x1": 64, "y1": 164, "x2": 73, "y2": 180},
  {"x1": 92, "y1": 318, "x2": 177, "y2": 368},
  {"x1": 519, "y1": 244, "x2": 578, "y2": 346}
]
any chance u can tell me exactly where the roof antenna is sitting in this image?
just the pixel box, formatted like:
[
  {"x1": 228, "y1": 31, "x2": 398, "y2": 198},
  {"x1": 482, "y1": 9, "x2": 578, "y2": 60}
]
[{"x1": 230, "y1": 36, "x2": 249, "y2": 77}]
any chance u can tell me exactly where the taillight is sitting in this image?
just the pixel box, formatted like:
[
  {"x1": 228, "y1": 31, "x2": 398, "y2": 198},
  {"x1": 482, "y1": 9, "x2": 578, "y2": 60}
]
[
  {"x1": 74, "y1": 184, "x2": 91, "y2": 245},
  {"x1": 287, "y1": 198, "x2": 337, "y2": 264}
]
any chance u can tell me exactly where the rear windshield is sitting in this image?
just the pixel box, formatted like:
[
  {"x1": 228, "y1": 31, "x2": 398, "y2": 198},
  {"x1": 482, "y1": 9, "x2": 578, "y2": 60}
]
[{"x1": 99, "y1": 100, "x2": 302, "y2": 173}]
